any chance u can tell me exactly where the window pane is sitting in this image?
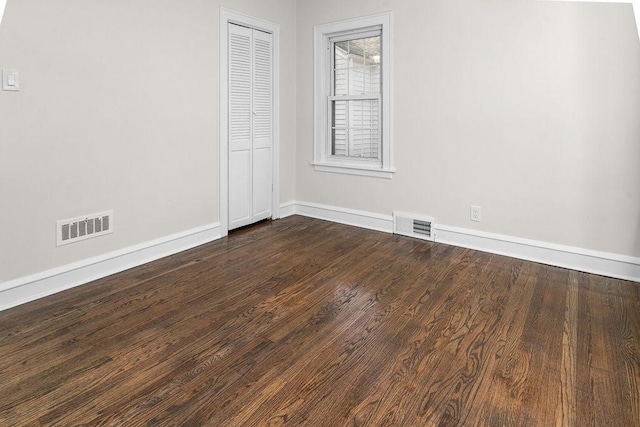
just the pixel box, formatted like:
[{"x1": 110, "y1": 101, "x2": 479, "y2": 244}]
[
  {"x1": 363, "y1": 37, "x2": 380, "y2": 65},
  {"x1": 333, "y1": 35, "x2": 381, "y2": 96},
  {"x1": 331, "y1": 99, "x2": 380, "y2": 159},
  {"x1": 332, "y1": 100, "x2": 348, "y2": 156}
]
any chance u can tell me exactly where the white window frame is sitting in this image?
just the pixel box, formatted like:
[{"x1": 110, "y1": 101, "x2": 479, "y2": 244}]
[{"x1": 313, "y1": 13, "x2": 394, "y2": 179}]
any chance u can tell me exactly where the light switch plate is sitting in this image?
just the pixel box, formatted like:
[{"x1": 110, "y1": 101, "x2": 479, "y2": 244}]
[{"x1": 2, "y1": 69, "x2": 20, "y2": 91}]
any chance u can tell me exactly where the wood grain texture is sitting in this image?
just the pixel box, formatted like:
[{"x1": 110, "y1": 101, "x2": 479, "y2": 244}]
[{"x1": 0, "y1": 216, "x2": 638, "y2": 426}]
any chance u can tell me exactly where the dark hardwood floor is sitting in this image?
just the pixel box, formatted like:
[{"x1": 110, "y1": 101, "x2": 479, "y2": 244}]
[{"x1": 1, "y1": 216, "x2": 639, "y2": 426}]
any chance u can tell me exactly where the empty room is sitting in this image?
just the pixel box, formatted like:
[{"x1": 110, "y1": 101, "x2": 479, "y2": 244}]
[{"x1": 1, "y1": 0, "x2": 639, "y2": 425}]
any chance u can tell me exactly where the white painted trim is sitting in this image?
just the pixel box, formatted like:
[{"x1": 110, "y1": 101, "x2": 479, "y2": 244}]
[
  {"x1": 434, "y1": 225, "x2": 640, "y2": 283},
  {"x1": 313, "y1": 12, "x2": 394, "y2": 175},
  {"x1": 219, "y1": 13, "x2": 228, "y2": 237},
  {"x1": 311, "y1": 162, "x2": 395, "y2": 179},
  {"x1": 220, "y1": 8, "x2": 281, "y2": 237},
  {"x1": 288, "y1": 201, "x2": 640, "y2": 282},
  {"x1": 279, "y1": 201, "x2": 298, "y2": 218},
  {"x1": 4, "y1": 203, "x2": 637, "y2": 312},
  {"x1": 0, "y1": 223, "x2": 222, "y2": 312},
  {"x1": 295, "y1": 201, "x2": 394, "y2": 233}
]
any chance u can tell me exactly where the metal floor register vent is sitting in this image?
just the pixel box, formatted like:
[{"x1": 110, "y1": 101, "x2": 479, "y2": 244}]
[
  {"x1": 393, "y1": 212, "x2": 435, "y2": 241},
  {"x1": 56, "y1": 211, "x2": 114, "y2": 246}
]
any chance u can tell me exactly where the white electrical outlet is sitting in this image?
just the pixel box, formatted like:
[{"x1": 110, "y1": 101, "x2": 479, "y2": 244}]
[
  {"x1": 2, "y1": 69, "x2": 20, "y2": 91},
  {"x1": 470, "y1": 205, "x2": 481, "y2": 222}
]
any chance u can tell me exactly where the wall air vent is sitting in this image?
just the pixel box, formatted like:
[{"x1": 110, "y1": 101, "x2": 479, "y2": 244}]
[
  {"x1": 57, "y1": 211, "x2": 114, "y2": 246},
  {"x1": 393, "y1": 212, "x2": 435, "y2": 241}
]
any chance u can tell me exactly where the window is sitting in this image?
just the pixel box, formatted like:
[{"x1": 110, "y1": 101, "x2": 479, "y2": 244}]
[{"x1": 313, "y1": 13, "x2": 393, "y2": 179}]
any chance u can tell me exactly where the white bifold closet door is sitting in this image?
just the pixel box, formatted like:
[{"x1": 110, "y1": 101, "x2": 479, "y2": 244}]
[{"x1": 228, "y1": 23, "x2": 273, "y2": 230}]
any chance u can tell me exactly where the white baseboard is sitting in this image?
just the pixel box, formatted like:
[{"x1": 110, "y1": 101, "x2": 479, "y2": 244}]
[
  {"x1": 3, "y1": 202, "x2": 638, "y2": 313},
  {"x1": 285, "y1": 201, "x2": 640, "y2": 283},
  {"x1": 0, "y1": 223, "x2": 222, "y2": 312},
  {"x1": 294, "y1": 201, "x2": 394, "y2": 233},
  {"x1": 279, "y1": 201, "x2": 298, "y2": 219},
  {"x1": 435, "y1": 225, "x2": 640, "y2": 283}
]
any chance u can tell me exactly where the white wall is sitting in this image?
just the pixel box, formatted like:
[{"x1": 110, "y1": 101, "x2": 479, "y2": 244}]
[
  {"x1": 0, "y1": 0, "x2": 297, "y2": 284},
  {"x1": 0, "y1": 0, "x2": 638, "y2": 304},
  {"x1": 296, "y1": 0, "x2": 640, "y2": 259}
]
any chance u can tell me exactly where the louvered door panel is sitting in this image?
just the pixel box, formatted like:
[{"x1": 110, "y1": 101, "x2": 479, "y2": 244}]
[
  {"x1": 228, "y1": 23, "x2": 253, "y2": 229},
  {"x1": 229, "y1": 25, "x2": 252, "y2": 151},
  {"x1": 252, "y1": 29, "x2": 272, "y2": 221}
]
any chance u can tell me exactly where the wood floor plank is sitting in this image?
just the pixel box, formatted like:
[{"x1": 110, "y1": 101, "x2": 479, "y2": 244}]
[
  {"x1": 0, "y1": 216, "x2": 638, "y2": 426},
  {"x1": 557, "y1": 270, "x2": 579, "y2": 427}
]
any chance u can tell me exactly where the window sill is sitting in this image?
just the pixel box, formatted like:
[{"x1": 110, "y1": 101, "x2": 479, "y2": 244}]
[{"x1": 311, "y1": 162, "x2": 395, "y2": 179}]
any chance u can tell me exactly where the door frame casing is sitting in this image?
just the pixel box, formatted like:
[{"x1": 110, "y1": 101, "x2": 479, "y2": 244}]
[{"x1": 220, "y1": 8, "x2": 280, "y2": 236}]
